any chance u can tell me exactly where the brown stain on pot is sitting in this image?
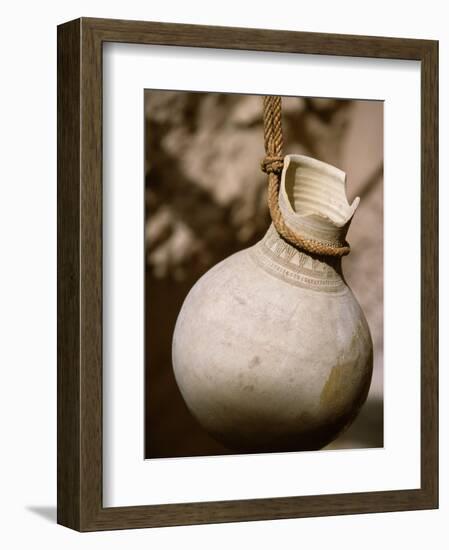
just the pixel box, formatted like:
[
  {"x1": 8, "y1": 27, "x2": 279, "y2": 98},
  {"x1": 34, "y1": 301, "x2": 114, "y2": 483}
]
[
  {"x1": 320, "y1": 360, "x2": 353, "y2": 411},
  {"x1": 248, "y1": 356, "x2": 260, "y2": 369},
  {"x1": 320, "y1": 322, "x2": 366, "y2": 411}
]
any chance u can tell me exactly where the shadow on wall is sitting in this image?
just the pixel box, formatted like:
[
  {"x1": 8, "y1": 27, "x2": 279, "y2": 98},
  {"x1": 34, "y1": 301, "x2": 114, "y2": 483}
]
[{"x1": 26, "y1": 506, "x2": 57, "y2": 523}]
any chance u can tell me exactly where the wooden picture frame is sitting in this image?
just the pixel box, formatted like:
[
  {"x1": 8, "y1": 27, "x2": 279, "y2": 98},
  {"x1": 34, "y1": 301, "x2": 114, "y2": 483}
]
[{"x1": 57, "y1": 17, "x2": 438, "y2": 531}]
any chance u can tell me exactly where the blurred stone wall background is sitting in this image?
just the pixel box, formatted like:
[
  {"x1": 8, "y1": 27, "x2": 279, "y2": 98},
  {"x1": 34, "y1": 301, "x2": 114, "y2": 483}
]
[{"x1": 145, "y1": 91, "x2": 383, "y2": 458}]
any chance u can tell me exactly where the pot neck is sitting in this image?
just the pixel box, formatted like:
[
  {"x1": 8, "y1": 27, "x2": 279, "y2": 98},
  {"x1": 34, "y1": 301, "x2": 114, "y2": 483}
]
[{"x1": 250, "y1": 225, "x2": 347, "y2": 293}]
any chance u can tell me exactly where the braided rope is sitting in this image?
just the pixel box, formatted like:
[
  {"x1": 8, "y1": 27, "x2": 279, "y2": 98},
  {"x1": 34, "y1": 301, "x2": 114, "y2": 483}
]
[{"x1": 261, "y1": 95, "x2": 350, "y2": 257}]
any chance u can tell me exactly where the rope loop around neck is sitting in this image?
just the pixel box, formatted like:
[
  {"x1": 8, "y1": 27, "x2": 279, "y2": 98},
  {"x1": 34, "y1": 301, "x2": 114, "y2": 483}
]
[{"x1": 261, "y1": 95, "x2": 350, "y2": 257}]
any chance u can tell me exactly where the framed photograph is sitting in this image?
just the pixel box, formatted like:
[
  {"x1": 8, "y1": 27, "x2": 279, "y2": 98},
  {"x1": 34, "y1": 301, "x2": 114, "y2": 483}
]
[{"x1": 57, "y1": 17, "x2": 438, "y2": 531}]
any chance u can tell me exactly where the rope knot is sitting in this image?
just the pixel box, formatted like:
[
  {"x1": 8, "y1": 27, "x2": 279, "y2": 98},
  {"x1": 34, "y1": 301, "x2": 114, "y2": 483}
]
[{"x1": 261, "y1": 156, "x2": 284, "y2": 175}]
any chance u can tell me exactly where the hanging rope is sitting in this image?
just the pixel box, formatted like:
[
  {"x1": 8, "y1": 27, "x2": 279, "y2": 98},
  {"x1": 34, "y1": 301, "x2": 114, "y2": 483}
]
[{"x1": 261, "y1": 95, "x2": 350, "y2": 257}]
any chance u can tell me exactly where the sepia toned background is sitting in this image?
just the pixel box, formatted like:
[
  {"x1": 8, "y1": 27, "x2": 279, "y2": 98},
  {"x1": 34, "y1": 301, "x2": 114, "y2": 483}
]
[{"x1": 144, "y1": 91, "x2": 383, "y2": 458}]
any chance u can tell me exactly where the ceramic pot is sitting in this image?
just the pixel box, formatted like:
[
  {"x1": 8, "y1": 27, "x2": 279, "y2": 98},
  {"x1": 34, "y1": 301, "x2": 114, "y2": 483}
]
[{"x1": 172, "y1": 154, "x2": 373, "y2": 452}]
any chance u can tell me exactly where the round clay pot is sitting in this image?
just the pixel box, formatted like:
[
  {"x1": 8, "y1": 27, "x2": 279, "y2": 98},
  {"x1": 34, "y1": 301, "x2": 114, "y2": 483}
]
[{"x1": 172, "y1": 155, "x2": 373, "y2": 452}]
